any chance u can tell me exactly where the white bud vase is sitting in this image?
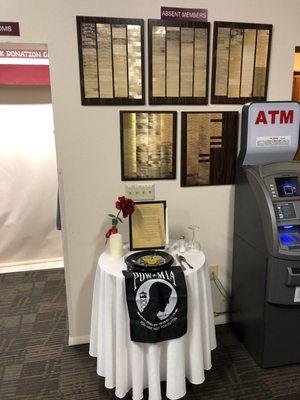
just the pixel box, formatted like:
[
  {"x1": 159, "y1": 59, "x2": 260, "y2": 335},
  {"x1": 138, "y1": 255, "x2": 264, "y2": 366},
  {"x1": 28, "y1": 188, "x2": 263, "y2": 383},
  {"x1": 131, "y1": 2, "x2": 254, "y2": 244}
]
[{"x1": 109, "y1": 233, "x2": 123, "y2": 260}]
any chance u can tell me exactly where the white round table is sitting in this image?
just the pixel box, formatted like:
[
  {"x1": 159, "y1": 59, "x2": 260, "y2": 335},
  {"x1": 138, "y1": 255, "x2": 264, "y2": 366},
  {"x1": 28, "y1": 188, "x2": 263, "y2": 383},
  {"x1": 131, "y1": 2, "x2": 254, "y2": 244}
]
[{"x1": 89, "y1": 249, "x2": 216, "y2": 400}]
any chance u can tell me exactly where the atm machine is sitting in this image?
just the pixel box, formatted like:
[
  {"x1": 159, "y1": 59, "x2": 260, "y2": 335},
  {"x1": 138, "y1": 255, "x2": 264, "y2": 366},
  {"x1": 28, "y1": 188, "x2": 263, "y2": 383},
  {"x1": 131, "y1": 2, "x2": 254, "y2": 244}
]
[{"x1": 231, "y1": 101, "x2": 300, "y2": 368}]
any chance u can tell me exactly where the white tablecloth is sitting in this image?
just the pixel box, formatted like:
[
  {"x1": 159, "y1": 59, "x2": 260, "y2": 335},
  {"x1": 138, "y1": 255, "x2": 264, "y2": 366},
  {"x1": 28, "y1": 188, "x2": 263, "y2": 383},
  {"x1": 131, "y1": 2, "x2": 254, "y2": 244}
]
[{"x1": 89, "y1": 249, "x2": 216, "y2": 400}]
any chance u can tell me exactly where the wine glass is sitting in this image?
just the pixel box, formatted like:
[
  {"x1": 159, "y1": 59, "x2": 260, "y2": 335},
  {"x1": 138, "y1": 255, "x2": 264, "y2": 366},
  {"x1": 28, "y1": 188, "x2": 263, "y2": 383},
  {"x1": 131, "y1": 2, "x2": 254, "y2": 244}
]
[{"x1": 187, "y1": 225, "x2": 200, "y2": 252}]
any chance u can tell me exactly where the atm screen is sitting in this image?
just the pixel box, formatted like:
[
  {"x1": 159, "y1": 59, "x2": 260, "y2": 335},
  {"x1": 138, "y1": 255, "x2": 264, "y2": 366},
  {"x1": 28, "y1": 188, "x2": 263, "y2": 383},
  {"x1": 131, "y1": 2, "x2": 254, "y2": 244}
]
[
  {"x1": 275, "y1": 177, "x2": 300, "y2": 197},
  {"x1": 278, "y1": 225, "x2": 300, "y2": 248}
]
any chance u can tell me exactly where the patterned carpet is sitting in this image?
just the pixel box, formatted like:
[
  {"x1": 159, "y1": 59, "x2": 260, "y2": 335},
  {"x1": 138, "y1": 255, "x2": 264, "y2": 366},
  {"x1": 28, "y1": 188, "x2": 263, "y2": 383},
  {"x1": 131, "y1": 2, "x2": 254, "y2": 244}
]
[{"x1": 1, "y1": 269, "x2": 300, "y2": 400}]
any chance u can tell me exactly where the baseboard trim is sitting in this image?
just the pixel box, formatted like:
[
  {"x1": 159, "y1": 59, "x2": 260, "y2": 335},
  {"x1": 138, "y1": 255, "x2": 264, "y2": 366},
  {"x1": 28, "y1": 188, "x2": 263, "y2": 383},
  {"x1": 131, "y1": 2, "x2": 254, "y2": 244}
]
[
  {"x1": 0, "y1": 257, "x2": 63, "y2": 268},
  {"x1": 0, "y1": 260, "x2": 64, "y2": 274},
  {"x1": 214, "y1": 314, "x2": 229, "y2": 325},
  {"x1": 68, "y1": 335, "x2": 90, "y2": 346}
]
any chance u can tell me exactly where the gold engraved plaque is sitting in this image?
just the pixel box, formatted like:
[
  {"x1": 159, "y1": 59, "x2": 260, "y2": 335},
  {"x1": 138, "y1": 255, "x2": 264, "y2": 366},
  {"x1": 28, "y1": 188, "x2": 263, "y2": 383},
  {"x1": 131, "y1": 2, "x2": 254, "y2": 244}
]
[
  {"x1": 121, "y1": 112, "x2": 176, "y2": 180},
  {"x1": 77, "y1": 17, "x2": 144, "y2": 105},
  {"x1": 193, "y1": 28, "x2": 207, "y2": 97},
  {"x1": 253, "y1": 29, "x2": 270, "y2": 97},
  {"x1": 127, "y1": 25, "x2": 142, "y2": 99},
  {"x1": 180, "y1": 28, "x2": 194, "y2": 97},
  {"x1": 215, "y1": 27, "x2": 230, "y2": 96},
  {"x1": 166, "y1": 27, "x2": 180, "y2": 97},
  {"x1": 149, "y1": 19, "x2": 209, "y2": 104},
  {"x1": 160, "y1": 113, "x2": 174, "y2": 177},
  {"x1": 136, "y1": 113, "x2": 149, "y2": 179},
  {"x1": 147, "y1": 113, "x2": 160, "y2": 179},
  {"x1": 152, "y1": 26, "x2": 166, "y2": 97},
  {"x1": 181, "y1": 112, "x2": 238, "y2": 186},
  {"x1": 112, "y1": 25, "x2": 128, "y2": 98},
  {"x1": 97, "y1": 24, "x2": 113, "y2": 98},
  {"x1": 228, "y1": 29, "x2": 243, "y2": 98},
  {"x1": 81, "y1": 23, "x2": 99, "y2": 98},
  {"x1": 186, "y1": 114, "x2": 210, "y2": 185},
  {"x1": 123, "y1": 113, "x2": 137, "y2": 179},
  {"x1": 211, "y1": 22, "x2": 272, "y2": 104},
  {"x1": 240, "y1": 29, "x2": 256, "y2": 98}
]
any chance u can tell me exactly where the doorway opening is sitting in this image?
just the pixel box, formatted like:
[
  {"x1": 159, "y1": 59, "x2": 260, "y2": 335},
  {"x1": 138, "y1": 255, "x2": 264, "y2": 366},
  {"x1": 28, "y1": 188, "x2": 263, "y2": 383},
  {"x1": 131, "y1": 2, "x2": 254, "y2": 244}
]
[
  {"x1": 292, "y1": 47, "x2": 300, "y2": 160},
  {"x1": 0, "y1": 43, "x2": 63, "y2": 273},
  {"x1": 292, "y1": 46, "x2": 300, "y2": 102}
]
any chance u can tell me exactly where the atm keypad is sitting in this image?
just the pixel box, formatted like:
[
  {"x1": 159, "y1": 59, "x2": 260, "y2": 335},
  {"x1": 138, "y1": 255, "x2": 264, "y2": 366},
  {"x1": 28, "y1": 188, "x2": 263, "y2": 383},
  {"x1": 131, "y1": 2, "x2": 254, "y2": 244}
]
[{"x1": 274, "y1": 203, "x2": 296, "y2": 220}]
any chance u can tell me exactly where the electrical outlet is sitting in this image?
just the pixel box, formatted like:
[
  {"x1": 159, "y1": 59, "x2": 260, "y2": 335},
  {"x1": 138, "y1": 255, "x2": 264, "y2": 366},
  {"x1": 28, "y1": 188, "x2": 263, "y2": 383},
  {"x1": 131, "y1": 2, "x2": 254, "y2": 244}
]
[
  {"x1": 208, "y1": 264, "x2": 218, "y2": 280},
  {"x1": 125, "y1": 184, "x2": 155, "y2": 201}
]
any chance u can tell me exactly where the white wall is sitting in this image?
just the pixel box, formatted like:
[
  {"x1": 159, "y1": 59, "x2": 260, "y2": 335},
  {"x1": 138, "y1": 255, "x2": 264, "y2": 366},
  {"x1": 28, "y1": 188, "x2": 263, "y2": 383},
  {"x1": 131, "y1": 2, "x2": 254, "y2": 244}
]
[{"x1": 2, "y1": 0, "x2": 300, "y2": 341}]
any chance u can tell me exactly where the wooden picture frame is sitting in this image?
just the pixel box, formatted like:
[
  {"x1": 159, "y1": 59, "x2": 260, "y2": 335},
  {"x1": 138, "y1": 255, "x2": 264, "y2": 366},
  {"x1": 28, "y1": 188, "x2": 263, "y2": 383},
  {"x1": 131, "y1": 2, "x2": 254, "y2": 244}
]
[
  {"x1": 129, "y1": 201, "x2": 166, "y2": 250},
  {"x1": 181, "y1": 111, "x2": 239, "y2": 186},
  {"x1": 76, "y1": 16, "x2": 145, "y2": 105},
  {"x1": 211, "y1": 21, "x2": 272, "y2": 104},
  {"x1": 148, "y1": 19, "x2": 210, "y2": 105},
  {"x1": 120, "y1": 111, "x2": 177, "y2": 181}
]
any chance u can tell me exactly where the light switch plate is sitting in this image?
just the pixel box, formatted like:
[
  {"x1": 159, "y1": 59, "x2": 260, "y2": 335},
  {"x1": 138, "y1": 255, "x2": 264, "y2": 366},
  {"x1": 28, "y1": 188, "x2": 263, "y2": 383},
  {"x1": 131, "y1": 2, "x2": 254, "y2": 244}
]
[{"x1": 125, "y1": 184, "x2": 155, "y2": 201}]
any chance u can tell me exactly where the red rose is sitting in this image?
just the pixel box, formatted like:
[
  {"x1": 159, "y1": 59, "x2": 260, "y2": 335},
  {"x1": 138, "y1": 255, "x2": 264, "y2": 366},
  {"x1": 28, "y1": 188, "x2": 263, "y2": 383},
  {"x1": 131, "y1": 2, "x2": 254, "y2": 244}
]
[
  {"x1": 105, "y1": 196, "x2": 135, "y2": 244},
  {"x1": 115, "y1": 196, "x2": 135, "y2": 218}
]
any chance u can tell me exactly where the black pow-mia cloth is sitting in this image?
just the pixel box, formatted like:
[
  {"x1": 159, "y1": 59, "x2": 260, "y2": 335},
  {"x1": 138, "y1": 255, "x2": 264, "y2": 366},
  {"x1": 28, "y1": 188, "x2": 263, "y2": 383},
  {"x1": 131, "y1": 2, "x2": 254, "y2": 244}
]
[{"x1": 123, "y1": 266, "x2": 187, "y2": 343}]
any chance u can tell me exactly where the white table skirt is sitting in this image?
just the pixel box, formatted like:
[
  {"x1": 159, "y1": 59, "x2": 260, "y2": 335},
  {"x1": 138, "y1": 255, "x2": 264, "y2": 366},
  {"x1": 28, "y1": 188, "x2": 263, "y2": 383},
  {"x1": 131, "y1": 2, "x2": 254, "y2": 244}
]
[{"x1": 89, "y1": 250, "x2": 216, "y2": 400}]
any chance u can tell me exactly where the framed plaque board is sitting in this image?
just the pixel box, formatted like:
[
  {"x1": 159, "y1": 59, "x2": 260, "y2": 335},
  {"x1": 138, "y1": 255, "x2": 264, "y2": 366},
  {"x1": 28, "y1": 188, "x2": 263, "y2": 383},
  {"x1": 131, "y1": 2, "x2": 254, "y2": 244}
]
[
  {"x1": 148, "y1": 19, "x2": 210, "y2": 105},
  {"x1": 129, "y1": 201, "x2": 166, "y2": 250},
  {"x1": 181, "y1": 111, "x2": 239, "y2": 186},
  {"x1": 211, "y1": 21, "x2": 272, "y2": 104},
  {"x1": 76, "y1": 16, "x2": 145, "y2": 105},
  {"x1": 120, "y1": 111, "x2": 177, "y2": 180}
]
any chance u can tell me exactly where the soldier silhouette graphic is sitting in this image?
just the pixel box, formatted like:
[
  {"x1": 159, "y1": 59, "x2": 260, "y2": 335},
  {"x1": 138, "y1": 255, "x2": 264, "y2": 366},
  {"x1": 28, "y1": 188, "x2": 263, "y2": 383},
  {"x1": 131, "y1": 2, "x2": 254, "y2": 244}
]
[{"x1": 142, "y1": 282, "x2": 172, "y2": 324}]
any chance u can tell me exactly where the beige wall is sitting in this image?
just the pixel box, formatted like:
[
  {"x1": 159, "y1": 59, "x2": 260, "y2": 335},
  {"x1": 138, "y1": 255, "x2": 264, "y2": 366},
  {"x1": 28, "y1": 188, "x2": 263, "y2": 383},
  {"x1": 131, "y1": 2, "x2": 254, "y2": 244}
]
[
  {"x1": 0, "y1": 86, "x2": 51, "y2": 104},
  {"x1": 2, "y1": 0, "x2": 300, "y2": 342}
]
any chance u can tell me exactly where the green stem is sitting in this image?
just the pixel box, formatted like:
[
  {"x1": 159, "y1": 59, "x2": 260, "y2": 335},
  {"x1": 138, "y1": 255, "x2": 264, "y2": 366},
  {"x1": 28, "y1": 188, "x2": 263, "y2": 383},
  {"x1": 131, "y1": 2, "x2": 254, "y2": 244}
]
[{"x1": 112, "y1": 210, "x2": 121, "y2": 227}]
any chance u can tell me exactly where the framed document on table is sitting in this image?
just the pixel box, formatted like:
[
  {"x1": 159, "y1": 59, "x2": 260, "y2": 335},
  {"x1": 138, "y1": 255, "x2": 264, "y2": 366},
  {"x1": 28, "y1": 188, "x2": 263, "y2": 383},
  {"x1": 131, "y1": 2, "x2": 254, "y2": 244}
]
[{"x1": 129, "y1": 201, "x2": 167, "y2": 250}]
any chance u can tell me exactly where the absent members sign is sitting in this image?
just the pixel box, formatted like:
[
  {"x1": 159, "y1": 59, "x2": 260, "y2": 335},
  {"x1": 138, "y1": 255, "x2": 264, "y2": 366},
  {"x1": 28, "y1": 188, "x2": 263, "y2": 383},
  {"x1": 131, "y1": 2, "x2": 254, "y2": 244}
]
[
  {"x1": 161, "y1": 7, "x2": 207, "y2": 21},
  {"x1": 0, "y1": 22, "x2": 20, "y2": 36}
]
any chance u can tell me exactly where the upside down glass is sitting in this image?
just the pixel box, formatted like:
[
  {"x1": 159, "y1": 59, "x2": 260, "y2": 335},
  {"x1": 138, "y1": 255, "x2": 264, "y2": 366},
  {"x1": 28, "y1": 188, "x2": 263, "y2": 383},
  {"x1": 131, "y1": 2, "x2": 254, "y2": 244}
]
[{"x1": 188, "y1": 225, "x2": 201, "y2": 252}]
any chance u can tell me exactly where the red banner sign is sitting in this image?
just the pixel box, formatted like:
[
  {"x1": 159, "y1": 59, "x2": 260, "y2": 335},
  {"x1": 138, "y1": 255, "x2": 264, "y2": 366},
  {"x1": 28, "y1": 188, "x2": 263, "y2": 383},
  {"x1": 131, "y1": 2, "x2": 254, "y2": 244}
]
[
  {"x1": 0, "y1": 47, "x2": 50, "y2": 85},
  {"x1": 161, "y1": 7, "x2": 207, "y2": 22},
  {"x1": 0, "y1": 22, "x2": 20, "y2": 36},
  {"x1": 0, "y1": 49, "x2": 48, "y2": 59}
]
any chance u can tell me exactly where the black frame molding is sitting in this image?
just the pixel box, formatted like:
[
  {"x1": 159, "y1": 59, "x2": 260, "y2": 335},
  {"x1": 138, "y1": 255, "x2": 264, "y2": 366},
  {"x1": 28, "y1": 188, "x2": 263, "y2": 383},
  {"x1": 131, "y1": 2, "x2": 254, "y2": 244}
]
[
  {"x1": 120, "y1": 111, "x2": 177, "y2": 181},
  {"x1": 211, "y1": 21, "x2": 272, "y2": 105},
  {"x1": 181, "y1": 111, "x2": 239, "y2": 187},
  {"x1": 148, "y1": 19, "x2": 210, "y2": 105},
  {"x1": 76, "y1": 16, "x2": 145, "y2": 106},
  {"x1": 129, "y1": 200, "x2": 167, "y2": 251}
]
